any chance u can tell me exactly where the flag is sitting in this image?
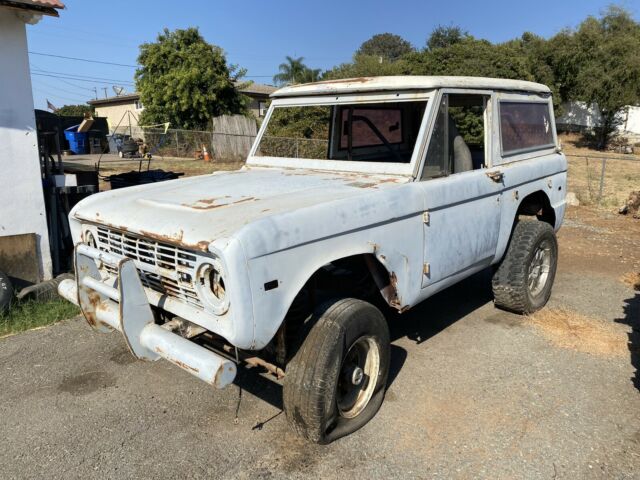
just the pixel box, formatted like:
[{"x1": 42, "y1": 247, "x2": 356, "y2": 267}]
[{"x1": 46, "y1": 99, "x2": 58, "y2": 112}]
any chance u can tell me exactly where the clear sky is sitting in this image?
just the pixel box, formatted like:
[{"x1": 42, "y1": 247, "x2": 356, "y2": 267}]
[{"x1": 27, "y1": 0, "x2": 639, "y2": 110}]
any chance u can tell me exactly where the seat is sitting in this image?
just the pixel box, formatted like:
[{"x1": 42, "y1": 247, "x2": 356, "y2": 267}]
[{"x1": 448, "y1": 116, "x2": 473, "y2": 173}]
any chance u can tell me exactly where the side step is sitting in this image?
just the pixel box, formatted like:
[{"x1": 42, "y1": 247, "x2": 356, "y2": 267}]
[{"x1": 58, "y1": 244, "x2": 236, "y2": 388}]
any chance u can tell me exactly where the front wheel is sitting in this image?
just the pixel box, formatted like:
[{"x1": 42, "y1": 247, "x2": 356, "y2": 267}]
[
  {"x1": 283, "y1": 298, "x2": 390, "y2": 444},
  {"x1": 492, "y1": 220, "x2": 558, "y2": 314}
]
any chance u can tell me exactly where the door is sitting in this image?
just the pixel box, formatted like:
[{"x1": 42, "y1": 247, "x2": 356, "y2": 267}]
[{"x1": 418, "y1": 91, "x2": 503, "y2": 289}]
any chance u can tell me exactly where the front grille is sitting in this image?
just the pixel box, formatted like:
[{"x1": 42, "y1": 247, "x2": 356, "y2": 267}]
[{"x1": 96, "y1": 226, "x2": 203, "y2": 309}]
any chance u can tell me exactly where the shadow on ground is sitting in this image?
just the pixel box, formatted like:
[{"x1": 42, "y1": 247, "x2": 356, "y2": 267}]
[
  {"x1": 230, "y1": 268, "x2": 495, "y2": 418},
  {"x1": 615, "y1": 290, "x2": 640, "y2": 391}
]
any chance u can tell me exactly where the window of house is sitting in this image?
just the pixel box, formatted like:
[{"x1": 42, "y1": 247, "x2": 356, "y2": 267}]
[
  {"x1": 258, "y1": 102, "x2": 268, "y2": 117},
  {"x1": 421, "y1": 94, "x2": 488, "y2": 180},
  {"x1": 134, "y1": 100, "x2": 144, "y2": 110},
  {"x1": 499, "y1": 102, "x2": 554, "y2": 156}
]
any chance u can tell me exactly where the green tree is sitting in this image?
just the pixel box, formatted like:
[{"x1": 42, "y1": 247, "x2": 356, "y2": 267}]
[
  {"x1": 273, "y1": 56, "x2": 320, "y2": 85},
  {"x1": 554, "y1": 6, "x2": 640, "y2": 149},
  {"x1": 56, "y1": 104, "x2": 93, "y2": 116},
  {"x1": 405, "y1": 37, "x2": 531, "y2": 80},
  {"x1": 356, "y1": 33, "x2": 414, "y2": 62},
  {"x1": 135, "y1": 28, "x2": 247, "y2": 130},
  {"x1": 323, "y1": 54, "x2": 409, "y2": 80},
  {"x1": 427, "y1": 25, "x2": 472, "y2": 50}
]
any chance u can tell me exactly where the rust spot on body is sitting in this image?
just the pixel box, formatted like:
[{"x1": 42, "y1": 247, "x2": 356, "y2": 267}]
[
  {"x1": 173, "y1": 359, "x2": 200, "y2": 374},
  {"x1": 311, "y1": 77, "x2": 373, "y2": 85},
  {"x1": 185, "y1": 196, "x2": 257, "y2": 210}
]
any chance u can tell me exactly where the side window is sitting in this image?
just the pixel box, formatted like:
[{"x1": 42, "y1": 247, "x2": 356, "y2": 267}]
[
  {"x1": 499, "y1": 102, "x2": 554, "y2": 156},
  {"x1": 421, "y1": 93, "x2": 488, "y2": 180}
]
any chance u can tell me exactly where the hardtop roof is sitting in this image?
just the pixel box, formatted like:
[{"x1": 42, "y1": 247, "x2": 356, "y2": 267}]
[{"x1": 271, "y1": 76, "x2": 551, "y2": 98}]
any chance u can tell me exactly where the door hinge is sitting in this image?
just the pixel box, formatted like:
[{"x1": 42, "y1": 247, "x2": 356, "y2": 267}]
[
  {"x1": 423, "y1": 263, "x2": 430, "y2": 276},
  {"x1": 422, "y1": 211, "x2": 430, "y2": 224}
]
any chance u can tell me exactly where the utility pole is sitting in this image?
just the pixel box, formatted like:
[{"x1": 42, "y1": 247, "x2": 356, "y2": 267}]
[
  {"x1": 93, "y1": 87, "x2": 98, "y2": 100},
  {"x1": 102, "y1": 87, "x2": 108, "y2": 99}
]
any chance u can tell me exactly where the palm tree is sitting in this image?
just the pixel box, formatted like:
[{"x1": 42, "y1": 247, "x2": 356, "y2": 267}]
[{"x1": 273, "y1": 56, "x2": 318, "y2": 86}]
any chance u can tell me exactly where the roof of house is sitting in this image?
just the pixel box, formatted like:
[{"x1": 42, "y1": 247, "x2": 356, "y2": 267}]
[
  {"x1": 88, "y1": 82, "x2": 277, "y2": 106},
  {"x1": 240, "y1": 82, "x2": 277, "y2": 96},
  {"x1": 0, "y1": 0, "x2": 65, "y2": 16},
  {"x1": 88, "y1": 93, "x2": 140, "y2": 106},
  {"x1": 271, "y1": 76, "x2": 551, "y2": 98}
]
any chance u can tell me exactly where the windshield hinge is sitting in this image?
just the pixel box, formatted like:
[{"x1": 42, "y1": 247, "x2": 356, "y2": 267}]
[{"x1": 422, "y1": 211, "x2": 430, "y2": 225}]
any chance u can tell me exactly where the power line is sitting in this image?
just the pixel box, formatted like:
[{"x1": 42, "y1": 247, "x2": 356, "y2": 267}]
[
  {"x1": 32, "y1": 86, "x2": 89, "y2": 104},
  {"x1": 28, "y1": 51, "x2": 138, "y2": 68},
  {"x1": 31, "y1": 77, "x2": 93, "y2": 98},
  {"x1": 32, "y1": 72, "x2": 135, "y2": 87},
  {"x1": 28, "y1": 51, "x2": 278, "y2": 80},
  {"x1": 32, "y1": 68, "x2": 135, "y2": 84}
]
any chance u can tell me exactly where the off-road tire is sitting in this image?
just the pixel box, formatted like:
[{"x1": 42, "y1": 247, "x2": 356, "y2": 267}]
[
  {"x1": 0, "y1": 270, "x2": 14, "y2": 315},
  {"x1": 492, "y1": 220, "x2": 558, "y2": 314},
  {"x1": 283, "y1": 298, "x2": 390, "y2": 444}
]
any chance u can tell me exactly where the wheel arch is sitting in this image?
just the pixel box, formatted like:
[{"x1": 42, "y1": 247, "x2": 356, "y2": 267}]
[
  {"x1": 516, "y1": 190, "x2": 555, "y2": 227},
  {"x1": 252, "y1": 245, "x2": 405, "y2": 351}
]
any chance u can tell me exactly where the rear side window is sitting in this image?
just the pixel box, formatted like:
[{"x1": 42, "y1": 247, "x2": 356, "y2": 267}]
[{"x1": 500, "y1": 102, "x2": 554, "y2": 155}]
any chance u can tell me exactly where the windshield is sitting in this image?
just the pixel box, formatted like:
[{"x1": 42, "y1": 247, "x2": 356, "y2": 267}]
[{"x1": 255, "y1": 101, "x2": 428, "y2": 164}]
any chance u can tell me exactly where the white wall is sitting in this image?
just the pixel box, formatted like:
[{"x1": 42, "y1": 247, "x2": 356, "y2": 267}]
[
  {"x1": 622, "y1": 106, "x2": 640, "y2": 135},
  {"x1": 0, "y1": 9, "x2": 52, "y2": 280},
  {"x1": 557, "y1": 101, "x2": 640, "y2": 136},
  {"x1": 556, "y1": 101, "x2": 602, "y2": 129}
]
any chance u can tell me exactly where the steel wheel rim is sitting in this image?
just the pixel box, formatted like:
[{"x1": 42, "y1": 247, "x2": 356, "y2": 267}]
[
  {"x1": 528, "y1": 239, "x2": 552, "y2": 297},
  {"x1": 336, "y1": 336, "x2": 380, "y2": 419}
]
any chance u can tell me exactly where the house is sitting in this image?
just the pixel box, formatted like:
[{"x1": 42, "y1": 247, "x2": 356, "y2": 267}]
[
  {"x1": 0, "y1": 0, "x2": 65, "y2": 284},
  {"x1": 556, "y1": 101, "x2": 640, "y2": 142},
  {"x1": 88, "y1": 82, "x2": 276, "y2": 132}
]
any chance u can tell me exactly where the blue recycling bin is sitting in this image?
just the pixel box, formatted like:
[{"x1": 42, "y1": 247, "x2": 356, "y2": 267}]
[{"x1": 64, "y1": 125, "x2": 89, "y2": 154}]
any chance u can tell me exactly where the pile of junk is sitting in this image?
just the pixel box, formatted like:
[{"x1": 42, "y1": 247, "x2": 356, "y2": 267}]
[{"x1": 0, "y1": 111, "x2": 183, "y2": 313}]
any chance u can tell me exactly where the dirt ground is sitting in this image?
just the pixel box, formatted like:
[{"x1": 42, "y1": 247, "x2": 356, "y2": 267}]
[{"x1": 0, "y1": 205, "x2": 638, "y2": 479}]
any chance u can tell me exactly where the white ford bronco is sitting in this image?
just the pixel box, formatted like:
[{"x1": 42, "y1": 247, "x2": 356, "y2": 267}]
[{"x1": 59, "y1": 76, "x2": 566, "y2": 443}]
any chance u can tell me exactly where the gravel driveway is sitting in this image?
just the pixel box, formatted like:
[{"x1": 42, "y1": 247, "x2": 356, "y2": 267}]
[{"x1": 1, "y1": 207, "x2": 638, "y2": 479}]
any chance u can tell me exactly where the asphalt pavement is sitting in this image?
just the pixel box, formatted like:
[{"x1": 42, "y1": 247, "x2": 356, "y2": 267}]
[{"x1": 1, "y1": 223, "x2": 639, "y2": 479}]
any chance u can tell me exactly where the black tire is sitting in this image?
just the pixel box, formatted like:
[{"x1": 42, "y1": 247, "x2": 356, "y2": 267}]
[
  {"x1": 283, "y1": 298, "x2": 390, "y2": 444},
  {"x1": 0, "y1": 270, "x2": 14, "y2": 315},
  {"x1": 492, "y1": 220, "x2": 558, "y2": 314}
]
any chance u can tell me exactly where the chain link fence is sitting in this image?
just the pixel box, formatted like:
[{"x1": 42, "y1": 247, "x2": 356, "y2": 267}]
[
  {"x1": 111, "y1": 125, "x2": 257, "y2": 161},
  {"x1": 566, "y1": 154, "x2": 640, "y2": 207}
]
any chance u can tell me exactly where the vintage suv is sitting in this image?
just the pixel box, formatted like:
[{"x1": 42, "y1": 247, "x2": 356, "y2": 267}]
[{"x1": 59, "y1": 76, "x2": 566, "y2": 444}]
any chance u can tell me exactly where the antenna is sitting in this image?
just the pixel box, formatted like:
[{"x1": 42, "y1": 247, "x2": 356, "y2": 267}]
[{"x1": 112, "y1": 85, "x2": 125, "y2": 96}]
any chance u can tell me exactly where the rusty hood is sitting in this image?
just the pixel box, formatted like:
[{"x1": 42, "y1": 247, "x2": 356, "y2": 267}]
[{"x1": 71, "y1": 166, "x2": 408, "y2": 252}]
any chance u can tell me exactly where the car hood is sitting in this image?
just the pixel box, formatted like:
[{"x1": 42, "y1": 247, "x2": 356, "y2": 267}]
[{"x1": 72, "y1": 166, "x2": 409, "y2": 252}]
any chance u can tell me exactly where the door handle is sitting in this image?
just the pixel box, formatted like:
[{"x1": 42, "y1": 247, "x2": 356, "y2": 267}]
[{"x1": 486, "y1": 170, "x2": 504, "y2": 183}]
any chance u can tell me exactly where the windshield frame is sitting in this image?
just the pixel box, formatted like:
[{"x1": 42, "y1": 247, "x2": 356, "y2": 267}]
[{"x1": 247, "y1": 92, "x2": 434, "y2": 176}]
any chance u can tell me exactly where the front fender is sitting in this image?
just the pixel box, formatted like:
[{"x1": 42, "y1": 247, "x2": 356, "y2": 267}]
[{"x1": 239, "y1": 220, "x2": 420, "y2": 350}]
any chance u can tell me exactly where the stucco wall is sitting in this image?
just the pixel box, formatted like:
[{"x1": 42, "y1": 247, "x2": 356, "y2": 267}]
[
  {"x1": 93, "y1": 101, "x2": 141, "y2": 132},
  {"x1": 0, "y1": 9, "x2": 52, "y2": 280}
]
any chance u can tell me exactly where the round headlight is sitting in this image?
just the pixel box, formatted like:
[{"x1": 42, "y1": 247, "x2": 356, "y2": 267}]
[{"x1": 196, "y1": 260, "x2": 229, "y2": 315}]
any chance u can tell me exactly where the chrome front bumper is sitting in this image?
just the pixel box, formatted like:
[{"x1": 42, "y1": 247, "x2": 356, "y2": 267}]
[{"x1": 58, "y1": 244, "x2": 237, "y2": 388}]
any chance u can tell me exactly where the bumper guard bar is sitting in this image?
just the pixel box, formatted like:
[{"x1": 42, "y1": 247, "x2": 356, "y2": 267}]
[{"x1": 58, "y1": 243, "x2": 237, "y2": 388}]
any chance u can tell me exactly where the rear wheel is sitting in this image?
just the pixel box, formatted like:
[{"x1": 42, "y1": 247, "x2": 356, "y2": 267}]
[
  {"x1": 492, "y1": 220, "x2": 558, "y2": 314},
  {"x1": 283, "y1": 298, "x2": 390, "y2": 444}
]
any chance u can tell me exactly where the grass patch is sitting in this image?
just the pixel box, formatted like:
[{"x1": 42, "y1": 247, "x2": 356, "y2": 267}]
[
  {"x1": 0, "y1": 298, "x2": 80, "y2": 337},
  {"x1": 98, "y1": 157, "x2": 245, "y2": 191}
]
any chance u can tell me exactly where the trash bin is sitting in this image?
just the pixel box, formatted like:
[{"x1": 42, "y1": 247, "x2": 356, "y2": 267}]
[{"x1": 64, "y1": 125, "x2": 89, "y2": 154}]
